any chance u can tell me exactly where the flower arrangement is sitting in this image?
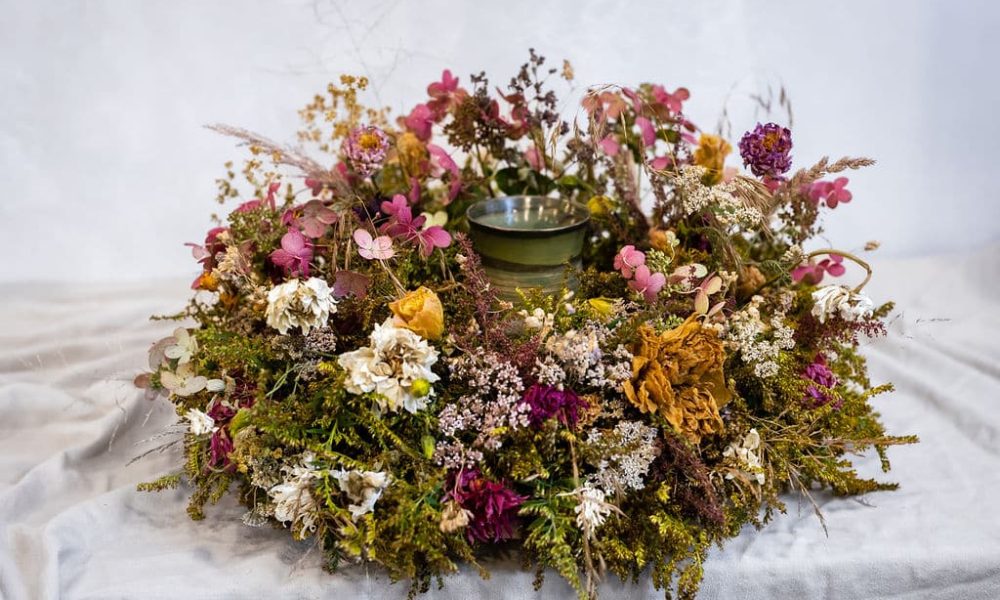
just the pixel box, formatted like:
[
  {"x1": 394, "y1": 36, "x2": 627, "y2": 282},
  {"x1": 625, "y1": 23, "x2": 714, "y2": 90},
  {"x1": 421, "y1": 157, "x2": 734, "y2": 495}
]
[{"x1": 135, "y1": 51, "x2": 916, "y2": 599}]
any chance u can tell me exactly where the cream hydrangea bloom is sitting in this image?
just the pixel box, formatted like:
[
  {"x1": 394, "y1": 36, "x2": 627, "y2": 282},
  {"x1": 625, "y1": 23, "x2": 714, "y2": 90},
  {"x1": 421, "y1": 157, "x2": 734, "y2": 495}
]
[
  {"x1": 269, "y1": 452, "x2": 321, "y2": 533},
  {"x1": 338, "y1": 320, "x2": 439, "y2": 414},
  {"x1": 330, "y1": 468, "x2": 390, "y2": 520},
  {"x1": 723, "y1": 428, "x2": 765, "y2": 485},
  {"x1": 811, "y1": 285, "x2": 875, "y2": 324},
  {"x1": 265, "y1": 277, "x2": 337, "y2": 335}
]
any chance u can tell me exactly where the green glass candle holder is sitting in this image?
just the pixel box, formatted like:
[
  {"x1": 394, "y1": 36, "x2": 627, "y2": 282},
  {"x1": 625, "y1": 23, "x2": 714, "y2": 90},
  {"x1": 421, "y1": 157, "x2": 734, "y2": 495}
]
[{"x1": 466, "y1": 195, "x2": 590, "y2": 301}]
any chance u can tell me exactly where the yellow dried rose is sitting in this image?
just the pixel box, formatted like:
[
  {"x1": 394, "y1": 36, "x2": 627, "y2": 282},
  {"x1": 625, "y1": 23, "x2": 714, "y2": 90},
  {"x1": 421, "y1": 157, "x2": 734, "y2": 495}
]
[
  {"x1": 692, "y1": 133, "x2": 732, "y2": 185},
  {"x1": 623, "y1": 316, "x2": 731, "y2": 443},
  {"x1": 396, "y1": 131, "x2": 428, "y2": 175},
  {"x1": 389, "y1": 287, "x2": 444, "y2": 340}
]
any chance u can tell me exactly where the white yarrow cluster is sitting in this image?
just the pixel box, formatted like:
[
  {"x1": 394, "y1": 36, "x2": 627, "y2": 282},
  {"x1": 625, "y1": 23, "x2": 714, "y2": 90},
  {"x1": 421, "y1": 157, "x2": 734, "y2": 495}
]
[
  {"x1": 723, "y1": 428, "x2": 765, "y2": 485},
  {"x1": 672, "y1": 165, "x2": 764, "y2": 228},
  {"x1": 721, "y1": 295, "x2": 795, "y2": 379},
  {"x1": 330, "y1": 469, "x2": 391, "y2": 520},
  {"x1": 811, "y1": 285, "x2": 875, "y2": 324},
  {"x1": 265, "y1": 277, "x2": 337, "y2": 335},
  {"x1": 587, "y1": 420, "x2": 659, "y2": 492},
  {"x1": 536, "y1": 324, "x2": 632, "y2": 390},
  {"x1": 338, "y1": 320, "x2": 440, "y2": 414}
]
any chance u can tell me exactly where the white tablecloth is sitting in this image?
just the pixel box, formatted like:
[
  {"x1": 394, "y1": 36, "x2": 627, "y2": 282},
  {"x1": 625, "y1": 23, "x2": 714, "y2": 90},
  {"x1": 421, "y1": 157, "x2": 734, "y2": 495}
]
[{"x1": 2, "y1": 246, "x2": 999, "y2": 600}]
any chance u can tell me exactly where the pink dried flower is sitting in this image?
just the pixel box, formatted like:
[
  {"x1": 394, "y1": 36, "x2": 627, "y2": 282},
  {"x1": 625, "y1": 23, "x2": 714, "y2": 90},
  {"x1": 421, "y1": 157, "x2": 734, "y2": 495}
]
[
  {"x1": 428, "y1": 144, "x2": 462, "y2": 202},
  {"x1": 404, "y1": 103, "x2": 435, "y2": 141},
  {"x1": 792, "y1": 254, "x2": 845, "y2": 285},
  {"x1": 628, "y1": 265, "x2": 666, "y2": 303},
  {"x1": 379, "y1": 194, "x2": 452, "y2": 257},
  {"x1": 599, "y1": 135, "x2": 621, "y2": 156},
  {"x1": 427, "y1": 69, "x2": 467, "y2": 118},
  {"x1": 282, "y1": 200, "x2": 338, "y2": 238},
  {"x1": 353, "y1": 229, "x2": 395, "y2": 260},
  {"x1": 521, "y1": 383, "x2": 586, "y2": 427},
  {"x1": 447, "y1": 469, "x2": 525, "y2": 544},
  {"x1": 636, "y1": 116, "x2": 656, "y2": 147},
  {"x1": 269, "y1": 229, "x2": 313, "y2": 276},
  {"x1": 651, "y1": 85, "x2": 690, "y2": 114},
  {"x1": 342, "y1": 126, "x2": 390, "y2": 176},
  {"x1": 613, "y1": 245, "x2": 646, "y2": 278},
  {"x1": 808, "y1": 177, "x2": 853, "y2": 209}
]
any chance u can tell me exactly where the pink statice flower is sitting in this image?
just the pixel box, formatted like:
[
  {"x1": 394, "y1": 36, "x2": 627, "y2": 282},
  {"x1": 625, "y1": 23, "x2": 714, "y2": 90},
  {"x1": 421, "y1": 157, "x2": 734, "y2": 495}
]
[
  {"x1": 792, "y1": 254, "x2": 845, "y2": 285},
  {"x1": 613, "y1": 245, "x2": 646, "y2": 278},
  {"x1": 628, "y1": 265, "x2": 666, "y2": 303},
  {"x1": 404, "y1": 103, "x2": 435, "y2": 141},
  {"x1": 808, "y1": 177, "x2": 852, "y2": 209},
  {"x1": 353, "y1": 229, "x2": 395, "y2": 260},
  {"x1": 270, "y1": 229, "x2": 313, "y2": 276},
  {"x1": 342, "y1": 125, "x2": 390, "y2": 176}
]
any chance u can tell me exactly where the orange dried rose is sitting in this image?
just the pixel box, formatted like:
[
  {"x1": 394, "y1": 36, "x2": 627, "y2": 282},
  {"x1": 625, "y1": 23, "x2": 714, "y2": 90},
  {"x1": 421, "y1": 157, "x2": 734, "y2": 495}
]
[
  {"x1": 623, "y1": 317, "x2": 731, "y2": 443},
  {"x1": 389, "y1": 287, "x2": 444, "y2": 340}
]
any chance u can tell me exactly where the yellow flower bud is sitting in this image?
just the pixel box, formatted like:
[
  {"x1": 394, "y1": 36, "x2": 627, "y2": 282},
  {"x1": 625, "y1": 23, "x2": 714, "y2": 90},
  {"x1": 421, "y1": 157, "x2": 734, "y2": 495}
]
[
  {"x1": 692, "y1": 134, "x2": 732, "y2": 185},
  {"x1": 587, "y1": 297, "x2": 616, "y2": 318},
  {"x1": 389, "y1": 287, "x2": 445, "y2": 340},
  {"x1": 586, "y1": 195, "x2": 616, "y2": 217},
  {"x1": 410, "y1": 378, "x2": 432, "y2": 398}
]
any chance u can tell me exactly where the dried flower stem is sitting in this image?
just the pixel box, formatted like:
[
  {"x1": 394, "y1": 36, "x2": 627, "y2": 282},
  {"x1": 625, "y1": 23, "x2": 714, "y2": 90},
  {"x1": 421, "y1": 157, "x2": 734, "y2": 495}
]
[{"x1": 806, "y1": 248, "x2": 872, "y2": 293}]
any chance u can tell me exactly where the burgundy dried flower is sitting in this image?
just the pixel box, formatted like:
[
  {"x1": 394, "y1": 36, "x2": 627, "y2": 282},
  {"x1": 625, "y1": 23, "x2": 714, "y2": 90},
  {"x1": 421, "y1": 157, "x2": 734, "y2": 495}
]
[
  {"x1": 521, "y1": 383, "x2": 586, "y2": 427},
  {"x1": 802, "y1": 354, "x2": 840, "y2": 408},
  {"x1": 342, "y1": 125, "x2": 390, "y2": 176},
  {"x1": 209, "y1": 428, "x2": 234, "y2": 470},
  {"x1": 738, "y1": 122, "x2": 793, "y2": 179},
  {"x1": 447, "y1": 469, "x2": 525, "y2": 543}
]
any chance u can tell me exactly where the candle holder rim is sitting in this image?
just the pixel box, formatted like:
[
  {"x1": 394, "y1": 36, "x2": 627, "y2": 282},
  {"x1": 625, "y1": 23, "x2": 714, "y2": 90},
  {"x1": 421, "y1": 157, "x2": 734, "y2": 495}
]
[{"x1": 465, "y1": 195, "x2": 590, "y2": 235}]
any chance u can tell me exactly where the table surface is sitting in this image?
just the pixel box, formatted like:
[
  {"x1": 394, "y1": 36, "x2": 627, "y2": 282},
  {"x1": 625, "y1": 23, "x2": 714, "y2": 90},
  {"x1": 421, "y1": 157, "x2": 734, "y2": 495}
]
[{"x1": 2, "y1": 245, "x2": 999, "y2": 600}]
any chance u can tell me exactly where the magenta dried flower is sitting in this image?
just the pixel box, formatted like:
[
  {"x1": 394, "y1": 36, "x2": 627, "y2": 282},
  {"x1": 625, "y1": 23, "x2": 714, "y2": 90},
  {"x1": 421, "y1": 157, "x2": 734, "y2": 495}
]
[
  {"x1": 342, "y1": 125, "x2": 390, "y2": 176},
  {"x1": 447, "y1": 470, "x2": 525, "y2": 543},
  {"x1": 521, "y1": 383, "x2": 586, "y2": 427},
  {"x1": 802, "y1": 354, "x2": 840, "y2": 408},
  {"x1": 739, "y1": 122, "x2": 793, "y2": 179}
]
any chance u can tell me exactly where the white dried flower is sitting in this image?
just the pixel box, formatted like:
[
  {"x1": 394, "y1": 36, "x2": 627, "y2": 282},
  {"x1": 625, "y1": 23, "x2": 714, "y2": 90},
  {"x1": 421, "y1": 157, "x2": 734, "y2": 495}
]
[
  {"x1": 439, "y1": 500, "x2": 472, "y2": 533},
  {"x1": 160, "y1": 363, "x2": 208, "y2": 397},
  {"x1": 269, "y1": 453, "x2": 322, "y2": 533},
  {"x1": 330, "y1": 468, "x2": 390, "y2": 520},
  {"x1": 184, "y1": 408, "x2": 216, "y2": 435},
  {"x1": 164, "y1": 327, "x2": 198, "y2": 364},
  {"x1": 723, "y1": 428, "x2": 765, "y2": 485},
  {"x1": 338, "y1": 320, "x2": 440, "y2": 414},
  {"x1": 574, "y1": 484, "x2": 612, "y2": 538},
  {"x1": 265, "y1": 277, "x2": 337, "y2": 335},
  {"x1": 587, "y1": 421, "x2": 659, "y2": 492},
  {"x1": 811, "y1": 285, "x2": 875, "y2": 324}
]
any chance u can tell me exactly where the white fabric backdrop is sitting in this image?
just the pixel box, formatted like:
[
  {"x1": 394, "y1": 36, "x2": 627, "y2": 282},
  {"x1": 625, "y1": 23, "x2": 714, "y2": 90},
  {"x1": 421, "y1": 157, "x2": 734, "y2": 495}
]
[
  {"x1": 1, "y1": 0, "x2": 999, "y2": 284},
  {"x1": 2, "y1": 246, "x2": 999, "y2": 599}
]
